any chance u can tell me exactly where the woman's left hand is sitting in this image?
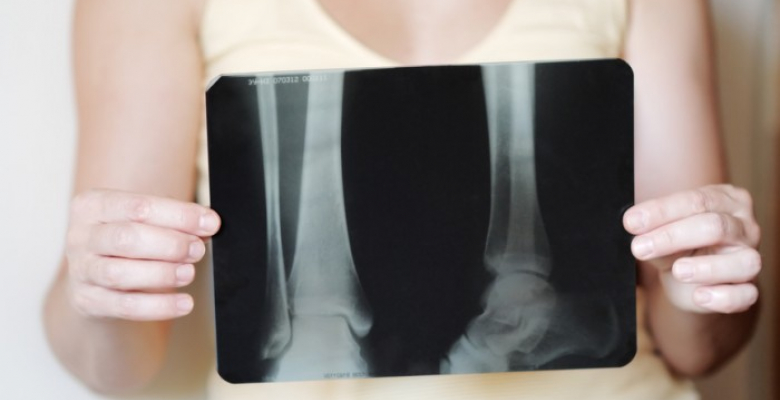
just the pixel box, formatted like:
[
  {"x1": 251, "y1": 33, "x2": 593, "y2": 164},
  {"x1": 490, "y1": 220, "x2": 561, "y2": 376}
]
[{"x1": 623, "y1": 184, "x2": 761, "y2": 314}]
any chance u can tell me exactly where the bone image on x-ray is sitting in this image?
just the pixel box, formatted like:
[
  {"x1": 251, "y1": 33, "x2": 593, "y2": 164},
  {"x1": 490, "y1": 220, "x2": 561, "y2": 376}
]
[
  {"x1": 441, "y1": 64, "x2": 556, "y2": 373},
  {"x1": 440, "y1": 65, "x2": 622, "y2": 372},
  {"x1": 257, "y1": 73, "x2": 373, "y2": 381},
  {"x1": 254, "y1": 65, "x2": 617, "y2": 380}
]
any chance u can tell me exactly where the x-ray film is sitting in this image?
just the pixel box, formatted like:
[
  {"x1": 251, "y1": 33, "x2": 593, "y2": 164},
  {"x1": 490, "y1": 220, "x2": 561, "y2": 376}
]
[{"x1": 205, "y1": 59, "x2": 636, "y2": 384}]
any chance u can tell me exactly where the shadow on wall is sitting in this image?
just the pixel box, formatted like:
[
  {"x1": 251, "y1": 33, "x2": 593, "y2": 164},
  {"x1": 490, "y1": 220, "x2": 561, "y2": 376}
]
[{"x1": 695, "y1": 1, "x2": 779, "y2": 400}]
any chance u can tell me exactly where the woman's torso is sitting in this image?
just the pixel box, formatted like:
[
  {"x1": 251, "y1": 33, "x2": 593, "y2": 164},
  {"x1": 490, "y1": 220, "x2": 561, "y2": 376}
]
[{"x1": 195, "y1": 0, "x2": 699, "y2": 398}]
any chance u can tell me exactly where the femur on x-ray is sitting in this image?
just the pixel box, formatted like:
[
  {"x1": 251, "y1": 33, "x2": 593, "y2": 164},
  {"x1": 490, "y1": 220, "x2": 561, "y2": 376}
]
[{"x1": 206, "y1": 60, "x2": 637, "y2": 383}]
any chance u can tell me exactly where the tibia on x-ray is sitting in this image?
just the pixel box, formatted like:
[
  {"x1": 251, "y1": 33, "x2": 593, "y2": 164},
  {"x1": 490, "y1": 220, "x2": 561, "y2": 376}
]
[
  {"x1": 271, "y1": 73, "x2": 373, "y2": 381},
  {"x1": 442, "y1": 64, "x2": 556, "y2": 373},
  {"x1": 256, "y1": 82, "x2": 292, "y2": 359}
]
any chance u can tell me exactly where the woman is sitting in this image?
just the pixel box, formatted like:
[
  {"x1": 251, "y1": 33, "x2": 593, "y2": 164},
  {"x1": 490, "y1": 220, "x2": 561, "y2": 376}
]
[{"x1": 44, "y1": 0, "x2": 761, "y2": 398}]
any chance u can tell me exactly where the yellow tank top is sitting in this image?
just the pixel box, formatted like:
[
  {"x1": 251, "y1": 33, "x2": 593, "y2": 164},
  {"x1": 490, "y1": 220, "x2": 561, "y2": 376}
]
[{"x1": 196, "y1": 0, "x2": 699, "y2": 398}]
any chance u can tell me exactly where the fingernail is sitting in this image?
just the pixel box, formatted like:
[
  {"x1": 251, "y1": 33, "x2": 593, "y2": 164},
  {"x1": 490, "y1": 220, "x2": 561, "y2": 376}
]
[
  {"x1": 632, "y1": 237, "x2": 654, "y2": 258},
  {"x1": 694, "y1": 289, "x2": 713, "y2": 306},
  {"x1": 189, "y1": 241, "x2": 205, "y2": 259},
  {"x1": 176, "y1": 264, "x2": 195, "y2": 284},
  {"x1": 625, "y1": 211, "x2": 646, "y2": 231},
  {"x1": 199, "y1": 213, "x2": 219, "y2": 232},
  {"x1": 177, "y1": 296, "x2": 193, "y2": 313},
  {"x1": 673, "y1": 261, "x2": 694, "y2": 282}
]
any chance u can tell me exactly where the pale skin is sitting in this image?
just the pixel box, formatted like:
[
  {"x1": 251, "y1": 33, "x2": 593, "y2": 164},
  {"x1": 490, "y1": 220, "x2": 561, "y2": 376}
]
[{"x1": 44, "y1": 0, "x2": 761, "y2": 394}]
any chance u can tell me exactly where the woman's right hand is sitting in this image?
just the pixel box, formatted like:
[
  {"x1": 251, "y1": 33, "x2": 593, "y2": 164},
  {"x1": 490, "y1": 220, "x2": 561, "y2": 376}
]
[{"x1": 64, "y1": 189, "x2": 221, "y2": 321}]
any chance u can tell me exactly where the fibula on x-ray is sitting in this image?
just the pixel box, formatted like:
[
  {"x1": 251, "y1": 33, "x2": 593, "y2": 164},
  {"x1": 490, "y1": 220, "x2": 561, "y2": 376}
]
[{"x1": 206, "y1": 59, "x2": 637, "y2": 383}]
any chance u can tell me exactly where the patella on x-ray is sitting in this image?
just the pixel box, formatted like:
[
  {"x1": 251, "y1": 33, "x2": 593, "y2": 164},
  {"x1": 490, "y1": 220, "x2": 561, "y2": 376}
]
[{"x1": 206, "y1": 59, "x2": 636, "y2": 384}]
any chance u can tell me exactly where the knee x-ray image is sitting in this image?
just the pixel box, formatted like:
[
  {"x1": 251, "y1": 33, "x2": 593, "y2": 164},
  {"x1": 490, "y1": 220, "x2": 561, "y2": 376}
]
[{"x1": 206, "y1": 59, "x2": 636, "y2": 384}]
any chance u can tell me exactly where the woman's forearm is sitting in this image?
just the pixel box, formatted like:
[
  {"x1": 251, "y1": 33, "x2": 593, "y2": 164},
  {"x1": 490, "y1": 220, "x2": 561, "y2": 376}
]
[
  {"x1": 44, "y1": 262, "x2": 172, "y2": 394},
  {"x1": 624, "y1": 0, "x2": 760, "y2": 377},
  {"x1": 641, "y1": 260, "x2": 759, "y2": 376}
]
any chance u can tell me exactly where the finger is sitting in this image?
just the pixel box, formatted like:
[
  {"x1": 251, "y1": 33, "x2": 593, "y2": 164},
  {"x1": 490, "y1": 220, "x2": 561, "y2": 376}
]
[
  {"x1": 72, "y1": 189, "x2": 221, "y2": 236},
  {"x1": 79, "y1": 256, "x2": 196, "y2": 290},
  {"x1": 624, "y1": 185, "x2": 749, "y2": 235},
  {"x1": 89, "y1": 222, "x2": 206, "y2": 263},
  {"x1": 671, "y1": 248, "x2": 761, "y2": 285},
  {"x1": 693, "y1": 283, "x2": 758, "y2": 314},
  {"x1": 72, "y1": 286, "x2": 194, "y2": 321},
  {"x1": 631, "y1": 212, "x2": 746, "y2": 260}
]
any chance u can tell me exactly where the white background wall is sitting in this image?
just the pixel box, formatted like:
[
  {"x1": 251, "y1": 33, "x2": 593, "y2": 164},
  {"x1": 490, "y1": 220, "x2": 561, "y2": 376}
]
[
  {"x1": 0, "y1": 1, "x2": 776, "y2": 399},
  {"x1": 0, "y1": 0, "x2": 84, "y2": 398}
]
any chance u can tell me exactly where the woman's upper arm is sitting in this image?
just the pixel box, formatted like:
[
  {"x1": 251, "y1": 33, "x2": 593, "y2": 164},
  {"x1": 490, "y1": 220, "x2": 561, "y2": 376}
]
[
  {"x1": 73, "y1": 0, "x2": 205, "y2": 200},
  {"x1": 624, "y1": 0, "x2": 726, "y2": 202}
]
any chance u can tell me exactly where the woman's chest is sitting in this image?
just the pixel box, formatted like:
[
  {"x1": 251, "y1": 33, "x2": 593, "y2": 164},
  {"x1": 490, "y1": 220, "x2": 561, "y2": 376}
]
[
  {"x1": 312, "y1": 0, "x2": 514, "y2": 65},
  {"x1": 199, "y1": 0, "x2": 628, "y2": 75}
]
